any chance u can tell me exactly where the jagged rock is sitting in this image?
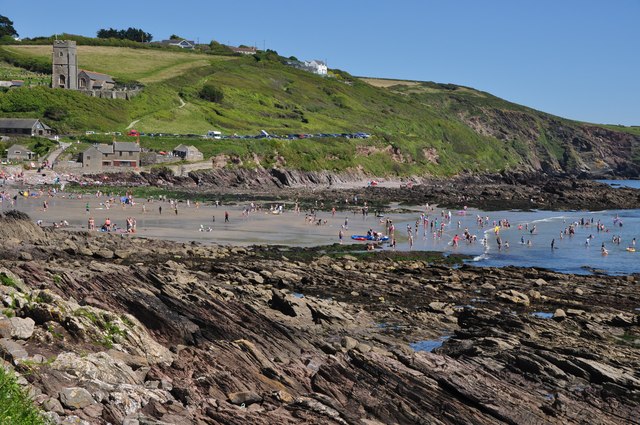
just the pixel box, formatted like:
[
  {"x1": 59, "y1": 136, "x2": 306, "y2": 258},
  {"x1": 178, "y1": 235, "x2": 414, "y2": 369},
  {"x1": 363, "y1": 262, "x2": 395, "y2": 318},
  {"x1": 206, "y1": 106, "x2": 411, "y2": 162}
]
[
  {"x1": 43, "y1": 397, "x2": 65, "y2": 414},
  {"x1": 534, "y1": 278, "x2": 548, "y2": 287},
  {"x1": 572, "y1": 358, "x2": 640, "y2": 388},
  {"x1": 60, "y1": 415, "x2": 90, "y2": 425},
  {"x1": 0, "y1": 268, "x2": 28, "y2": 292},
  {"x1": 52, "y1": 352, "x2": 143, "y2": 385},
  {"x1": 497, "y1": 290, "x2": 530, "y2": 306},
  {"x1": 429, "y1": 301, "x2": 455, "y2": 315},
  {"x1": 114, "y1": 250, "x2": 132, "y2": 259},
  {"x1": 341, "y1": 336, "x2": 358, "y2": 350},
  {"x1": 94, "y1": 249, "x2": 115, "y2": 259},
  {"x1": 59, "y1": 387, "x2": 95, "y2": 410},
  {"x1": 42, "y1": 411, "x2": 61, "y2": 424},
  {"x1": 78, "y1": 247, "x2": 94, "y2": 257},
  {"x1": 272, "y1": 270, "x2": 302, "y2": 283},
  {"x1": 7, "y1": 317, "x2": 35, "y2": 339},
  {"x1": 82, "y1": 402, "x2": 104, "y2": 418},
  {"x1": 0, "y1": 319, "x2": 11, "y2": 338},
  {"x1": 0, "y1": 338, "x2": 28, "y2": 363},
  {"x1": 227, "y1": 391, "x2": 262, "y2": 406},
  {"x1": 553, "y1": 309, "x2": 567, "y2": 321}
]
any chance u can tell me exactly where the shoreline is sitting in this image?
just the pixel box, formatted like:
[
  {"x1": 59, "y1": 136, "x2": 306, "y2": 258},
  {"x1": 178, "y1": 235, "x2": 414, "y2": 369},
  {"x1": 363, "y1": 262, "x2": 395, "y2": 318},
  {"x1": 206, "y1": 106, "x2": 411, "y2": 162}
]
[{"x1": 3, "y1": 187, "x2": 640, "y2": 276}]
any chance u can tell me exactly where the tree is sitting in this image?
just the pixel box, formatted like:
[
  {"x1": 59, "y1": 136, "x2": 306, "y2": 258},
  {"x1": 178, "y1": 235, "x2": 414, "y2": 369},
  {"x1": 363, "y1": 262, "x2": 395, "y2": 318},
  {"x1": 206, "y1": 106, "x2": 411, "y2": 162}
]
[
  {"x1": 0, "y1": 15, "x2": 18, "y2": 38},
  {"x1": 169, "y1": 34, "x2": 183, "y2": 40},
  {"x1": 199, "y1": 84, "x2": 224, "y2": 103},
  {"x1": 96, "y1": 27, "x2": 152, "y2": 42}
]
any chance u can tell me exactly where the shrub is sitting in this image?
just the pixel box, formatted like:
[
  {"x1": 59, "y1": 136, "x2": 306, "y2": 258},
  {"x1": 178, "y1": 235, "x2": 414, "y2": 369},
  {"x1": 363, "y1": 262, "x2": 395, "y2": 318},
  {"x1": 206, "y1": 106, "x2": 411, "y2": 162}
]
[
  {"x1": 0, "y1": 367, "x2": 48, "y2": 424},
  {"x1": 199, "y1": 84, "x2": 224, "y2": 103},
  {"x1": 44, "y1": 106, "x2": 68, "y2": 121}
]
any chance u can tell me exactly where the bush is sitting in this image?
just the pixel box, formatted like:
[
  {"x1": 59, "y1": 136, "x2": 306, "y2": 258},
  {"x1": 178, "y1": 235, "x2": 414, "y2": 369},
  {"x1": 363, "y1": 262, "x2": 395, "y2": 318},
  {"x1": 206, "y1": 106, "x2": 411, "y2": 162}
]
[
  {"x1": 199, "y1": 84, "x2": 224, "y2": 103},
  {"x1": 44, "y1": 106, "x2": 68, "y2": 121},
  {"x1": 0, "y1": 367, "x2": 48, "y2": 424}
]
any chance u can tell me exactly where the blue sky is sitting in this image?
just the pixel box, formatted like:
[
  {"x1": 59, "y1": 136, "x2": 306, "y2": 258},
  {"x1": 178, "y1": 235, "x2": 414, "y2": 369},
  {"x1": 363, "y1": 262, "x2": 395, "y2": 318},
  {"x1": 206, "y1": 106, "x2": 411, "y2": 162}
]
[{"x1": 3, "y1": 0, "x2": 639, "y2": 125}]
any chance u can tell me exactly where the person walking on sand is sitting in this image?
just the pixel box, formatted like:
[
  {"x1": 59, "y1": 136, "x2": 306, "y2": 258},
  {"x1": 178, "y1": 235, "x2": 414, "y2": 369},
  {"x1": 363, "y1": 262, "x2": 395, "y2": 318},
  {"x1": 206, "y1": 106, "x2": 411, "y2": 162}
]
[
  {"x1": 159, "y1": 205, "x2": 162, "y2": 215},
  {"x1": 551, "y1": 238, "x2": 555, "y2": 249},
  {"x1": 339, "y1": 228, "x2": 344, "y2": 244},
  {"x1": 225, "y1": 211, "x2": 229, "y2": 223}
]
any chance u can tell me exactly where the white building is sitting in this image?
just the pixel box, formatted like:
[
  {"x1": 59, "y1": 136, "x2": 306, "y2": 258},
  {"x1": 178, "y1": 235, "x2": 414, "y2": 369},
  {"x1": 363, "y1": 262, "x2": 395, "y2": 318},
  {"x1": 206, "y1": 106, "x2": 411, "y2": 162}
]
[
  {"x1": 305, "y1": 60, "x2": 328, "y2": 76},
  {"x1": 285, "y1": 59, "x2": 328, "y2": 76}
]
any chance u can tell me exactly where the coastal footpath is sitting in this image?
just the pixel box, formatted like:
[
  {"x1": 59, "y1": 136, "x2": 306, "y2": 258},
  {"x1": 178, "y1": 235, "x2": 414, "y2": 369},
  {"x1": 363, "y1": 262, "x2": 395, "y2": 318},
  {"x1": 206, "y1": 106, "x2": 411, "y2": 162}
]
[{"x1": 0, "y1": 211, "x2": 638, "y2": 424}]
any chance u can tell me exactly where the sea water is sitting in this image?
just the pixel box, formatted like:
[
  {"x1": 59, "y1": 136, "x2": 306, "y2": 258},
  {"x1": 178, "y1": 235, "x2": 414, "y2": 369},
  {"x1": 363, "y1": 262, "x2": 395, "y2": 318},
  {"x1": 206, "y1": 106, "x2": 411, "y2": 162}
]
[
  {"x1": 597, "y1": 179, "x2": 640, "y2": 190},
  {"x1": 392, "y1": 208, "x2": 640, "y2": 275}
]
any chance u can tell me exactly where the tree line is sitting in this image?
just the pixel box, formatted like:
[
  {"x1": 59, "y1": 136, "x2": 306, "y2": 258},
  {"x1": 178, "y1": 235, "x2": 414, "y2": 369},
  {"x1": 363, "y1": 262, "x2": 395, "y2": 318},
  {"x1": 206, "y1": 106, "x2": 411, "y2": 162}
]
[{"x1": 97, "y1": 27, "x2": 152, "y2": 42}]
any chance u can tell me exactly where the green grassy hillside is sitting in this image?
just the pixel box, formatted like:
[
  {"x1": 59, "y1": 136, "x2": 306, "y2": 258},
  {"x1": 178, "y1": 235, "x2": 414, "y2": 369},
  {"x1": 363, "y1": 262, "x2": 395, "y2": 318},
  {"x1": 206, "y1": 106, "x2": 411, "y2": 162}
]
[{"x1": 1, "y1": 44, "x2": 638, "y2": 176}]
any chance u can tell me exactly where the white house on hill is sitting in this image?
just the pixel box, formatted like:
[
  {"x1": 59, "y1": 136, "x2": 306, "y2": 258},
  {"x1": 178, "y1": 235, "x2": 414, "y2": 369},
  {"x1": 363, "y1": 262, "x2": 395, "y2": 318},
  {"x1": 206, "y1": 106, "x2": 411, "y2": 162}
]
[
  {"x1": 305, "y1": 60, "x2": 328, "y2": 76},
  {"x1": 285, "y1": 59, "x2": 328, "y2": 76}
]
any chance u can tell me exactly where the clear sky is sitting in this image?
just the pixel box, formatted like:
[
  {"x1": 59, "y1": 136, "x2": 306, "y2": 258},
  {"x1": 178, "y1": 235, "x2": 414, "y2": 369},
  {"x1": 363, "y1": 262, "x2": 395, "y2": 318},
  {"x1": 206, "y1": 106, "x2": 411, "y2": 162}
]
[{"x1": 3, "y1": 0, "x2": 639, "y2": 125}]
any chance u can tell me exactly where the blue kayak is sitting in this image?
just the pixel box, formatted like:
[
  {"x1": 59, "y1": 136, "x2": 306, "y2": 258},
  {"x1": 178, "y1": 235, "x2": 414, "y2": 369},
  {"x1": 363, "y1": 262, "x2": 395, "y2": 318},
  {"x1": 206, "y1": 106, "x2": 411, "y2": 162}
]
[{"x1": 351, "y1": 234, "x2": 389, "y2": 242}]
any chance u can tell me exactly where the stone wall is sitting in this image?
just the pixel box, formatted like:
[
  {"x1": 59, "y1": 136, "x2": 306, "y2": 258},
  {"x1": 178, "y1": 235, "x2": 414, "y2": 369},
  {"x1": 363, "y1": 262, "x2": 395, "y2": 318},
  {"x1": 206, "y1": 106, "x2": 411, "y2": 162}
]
[{"x1": 78, "y1": 89, "x2": 142, "y2": 100}]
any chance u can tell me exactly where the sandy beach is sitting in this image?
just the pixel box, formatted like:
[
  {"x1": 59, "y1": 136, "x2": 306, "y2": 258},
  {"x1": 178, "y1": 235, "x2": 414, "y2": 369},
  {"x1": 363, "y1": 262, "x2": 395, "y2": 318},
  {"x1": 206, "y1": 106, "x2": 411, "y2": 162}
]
[{"x1": 4, "y1": 191, "x2": 395, "y2": 247}]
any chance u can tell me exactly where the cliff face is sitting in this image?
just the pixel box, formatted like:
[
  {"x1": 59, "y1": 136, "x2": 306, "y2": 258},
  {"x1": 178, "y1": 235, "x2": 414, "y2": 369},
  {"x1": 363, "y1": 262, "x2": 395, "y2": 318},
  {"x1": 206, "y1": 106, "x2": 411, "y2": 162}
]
[
  {"x1": 460, "y1": 109, "x2": 640, "y2": 177},
  {"x1": 0, "y1": 213, "x2": 639, "y2": 424}
]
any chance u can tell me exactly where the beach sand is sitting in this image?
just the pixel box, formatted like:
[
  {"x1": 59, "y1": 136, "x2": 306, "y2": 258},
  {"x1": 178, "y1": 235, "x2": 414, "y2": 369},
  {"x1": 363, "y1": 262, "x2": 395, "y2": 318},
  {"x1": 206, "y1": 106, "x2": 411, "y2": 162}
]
[{"x1": 5, "y1": 192, "x2": 395, "y2": 247}]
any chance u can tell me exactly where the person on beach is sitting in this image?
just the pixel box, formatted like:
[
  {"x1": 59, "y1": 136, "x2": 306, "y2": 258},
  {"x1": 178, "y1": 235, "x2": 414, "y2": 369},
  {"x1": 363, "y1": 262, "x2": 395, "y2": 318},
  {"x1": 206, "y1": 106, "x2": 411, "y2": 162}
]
[
  {"x1": 88, "y1": 217, "x2": 95, "y2": 230},
  {"x1": 159, "y1": 205, "x2": 162, "y2": 215},
  {"x1": 339, "y1": 228, "x2": 344, "y2": 244},
  {"x1": 225, "y1": 211, "x2": 229, "y2": 223},
  {"x1": 551, "y1": 239, "x2": 555, "y2": 249},
  {"x1": 85, "y1": 202, "x2": 90, "y2": 213}
]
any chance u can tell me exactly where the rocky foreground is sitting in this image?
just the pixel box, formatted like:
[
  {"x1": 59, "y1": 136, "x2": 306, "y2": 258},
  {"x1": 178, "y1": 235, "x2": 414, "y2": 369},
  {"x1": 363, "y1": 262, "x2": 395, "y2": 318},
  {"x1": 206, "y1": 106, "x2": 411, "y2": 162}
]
[{"x1": 0, "y1": 211, "x2": 639, "y2": 424}]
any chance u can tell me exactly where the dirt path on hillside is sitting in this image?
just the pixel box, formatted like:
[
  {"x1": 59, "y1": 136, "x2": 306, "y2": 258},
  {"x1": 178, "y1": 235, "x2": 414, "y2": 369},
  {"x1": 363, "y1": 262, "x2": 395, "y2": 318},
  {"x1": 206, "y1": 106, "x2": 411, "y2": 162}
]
[{"x1": 126, "y1": 119, "x2": 140, "y2": 130}]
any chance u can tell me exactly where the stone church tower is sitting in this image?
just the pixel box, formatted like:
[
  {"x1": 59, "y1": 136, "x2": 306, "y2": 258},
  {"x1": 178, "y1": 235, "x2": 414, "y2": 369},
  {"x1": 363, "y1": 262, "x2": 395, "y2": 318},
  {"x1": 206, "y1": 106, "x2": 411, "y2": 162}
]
[{"x1": 52, "y1": 40, "x2": 78, "y2": 89}]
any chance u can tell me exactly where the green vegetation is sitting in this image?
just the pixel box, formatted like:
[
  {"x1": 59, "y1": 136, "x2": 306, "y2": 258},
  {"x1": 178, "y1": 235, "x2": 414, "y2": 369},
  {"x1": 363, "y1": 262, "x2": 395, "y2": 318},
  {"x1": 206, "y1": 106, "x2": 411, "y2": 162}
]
[
  {"x1": 0, "y1": 367, "x2": 48, "y2": 424},
  {"x1": 199, "y1": 83, "x2": 224, "y2": 103},
  {"x1": 97, "y1": 27, "x2": 152, "y2": 43},
  {"x1": 0, "y1": 273, "x2": 17, "y2": 288},
  {"x1": 0, "y1": 15, "x2": 18, "y2": 38},
  {"x1": 0, "y1": 44, "x2": 637, "y2": 176},
  {"x1": 73, "y1": 308, "x2": 127, "y2": 349}
]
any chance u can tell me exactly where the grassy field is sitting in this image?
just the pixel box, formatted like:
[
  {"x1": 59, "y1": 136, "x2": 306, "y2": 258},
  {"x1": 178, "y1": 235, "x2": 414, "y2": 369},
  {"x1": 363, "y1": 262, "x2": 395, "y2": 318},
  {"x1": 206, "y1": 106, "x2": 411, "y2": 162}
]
[
  {"x1": 3, "y1": 45, "x2": 237, "y2": 84},
  {"x1": 0, "y1": 44, "x2": 637, "y2": 176},
  {"x1": 358, "y1": 77, "x2": 421, "y2": 88}
]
